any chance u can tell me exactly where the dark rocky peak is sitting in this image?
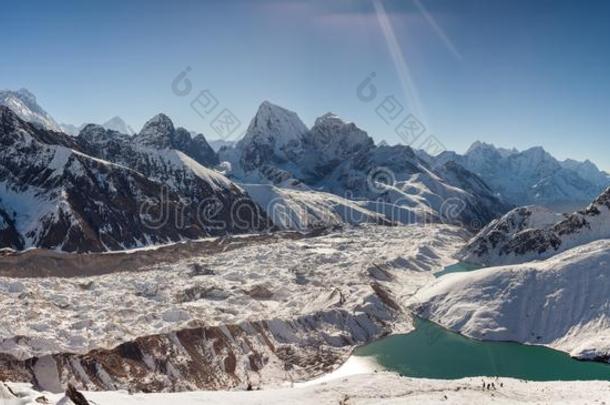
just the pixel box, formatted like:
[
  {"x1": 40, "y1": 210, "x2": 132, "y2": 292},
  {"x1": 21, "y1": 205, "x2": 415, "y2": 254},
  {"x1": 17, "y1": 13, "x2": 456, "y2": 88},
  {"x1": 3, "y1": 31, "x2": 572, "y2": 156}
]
[
  {"x1": 239, "y1": 101, "x2": 308, "y2": 150},
  {"x1": 191, "y1": 133, "x2": 220, "y2": 166},
  {"x1": 79, "y1": 124, "x2": 127, "y2": 143},
  {"x1": 306, "y1": 112, "x2": 374, "y2": 153},
  {"x1": 135, "y1": 113, "x2": 176, "y2": 148}
]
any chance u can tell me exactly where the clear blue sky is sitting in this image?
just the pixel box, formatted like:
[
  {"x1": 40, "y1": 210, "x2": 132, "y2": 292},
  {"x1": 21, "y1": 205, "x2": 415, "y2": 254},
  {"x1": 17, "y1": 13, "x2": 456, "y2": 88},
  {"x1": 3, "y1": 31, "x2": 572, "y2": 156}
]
[{"x1": 2, "y1": 0, "x2": 609, "y2": 170}]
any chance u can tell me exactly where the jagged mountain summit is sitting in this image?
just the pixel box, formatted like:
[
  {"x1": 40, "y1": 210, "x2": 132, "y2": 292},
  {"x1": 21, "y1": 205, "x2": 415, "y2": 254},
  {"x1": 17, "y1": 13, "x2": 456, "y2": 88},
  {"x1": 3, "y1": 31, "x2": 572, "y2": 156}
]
[
  {"x1": 561, "y1": 158, "x2": 610, "y2": 188},
  {"x1": 433, "y1": 141, "x2": 610, "y2": 207},
  {"x1": 61, "y1": 116, "x2": 133, "y2": 136},
  {"x1": 135, "y1": 113, "x2": 219, "y2": 166},
  {"x1": 79, "y1": 113, "x2": 219, "y2": 168},
  {"x1": 102, "y1": 115, "x2": 134, "y2": 135},
  {"x1": 0, "y1": 88, "x2": 62, "y2": 132},
  {"x1": 459, "y1": 186, "x2": 610, "y2": 265},
  {"x1": 234, "y1": 100, "x2": 308, "y2": 172},
  {"x1": 0, "y1": 106, "x2": 268, "y2": 252},
  {"x1": 221, "y1": 101, "x2": 510, "y2": 230}
]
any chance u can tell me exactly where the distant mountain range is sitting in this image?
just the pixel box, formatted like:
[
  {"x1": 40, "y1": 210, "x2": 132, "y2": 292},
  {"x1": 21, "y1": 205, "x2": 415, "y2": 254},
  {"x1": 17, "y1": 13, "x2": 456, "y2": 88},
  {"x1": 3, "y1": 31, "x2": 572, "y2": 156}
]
[
  {"x1": 459, "y1": 186, "x2": 610, "y2": 266},
  {"x1": 424, "y1": 141, "x2": 610, "y2": 207},
  {"x1": 0, "y1": 88, "x2": 135, "y2": 136},
  {"x1": 60, "y1": 116, "x2": 135, "y2": 136},
  {"x1": 219, "y1": 101, "x2": 510, "y2": 230},
  {"x1": 1, "y1": 88, "x2": 608, "y2": 252},
  {"x1": 0, "y1": 105, "x2": 267, "y2": 252},
  {"x1": 0, "y1": 89, "x2": 62, "y2": 132}
]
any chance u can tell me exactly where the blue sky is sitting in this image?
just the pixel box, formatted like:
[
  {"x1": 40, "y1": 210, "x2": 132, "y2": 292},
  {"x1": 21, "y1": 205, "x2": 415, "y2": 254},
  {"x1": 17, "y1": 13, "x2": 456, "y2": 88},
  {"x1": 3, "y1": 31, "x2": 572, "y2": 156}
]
[{"x1": 2, "y1": 0, "x2": 609, "y2": 170}]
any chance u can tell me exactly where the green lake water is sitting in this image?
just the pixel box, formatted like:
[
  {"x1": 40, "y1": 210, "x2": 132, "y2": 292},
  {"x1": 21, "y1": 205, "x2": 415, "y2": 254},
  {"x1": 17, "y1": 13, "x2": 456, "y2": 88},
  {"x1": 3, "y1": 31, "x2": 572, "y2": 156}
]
[
  {"x1": 433, "y1": 262, "x2": 482, "y2": 278},
  {"x1": 355, "y1": 262, "x2": 610, "y2": 381},
  {"x1": 355, "y1": 318, "x2": 610, "y2": 381}
]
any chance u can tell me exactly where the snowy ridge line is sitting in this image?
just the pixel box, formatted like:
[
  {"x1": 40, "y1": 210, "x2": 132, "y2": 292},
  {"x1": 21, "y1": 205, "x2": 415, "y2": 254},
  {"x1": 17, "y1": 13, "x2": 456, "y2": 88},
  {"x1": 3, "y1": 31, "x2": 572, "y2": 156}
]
[
  {"x1": 220, "y1": 101, "x2": 510, "y2": 232},
  {"x1": 459, "y1": 186, "x2": 610, "y2": 266},
  {"x1": 430, "y1": 141, "x2": 610, "y2": 205}
]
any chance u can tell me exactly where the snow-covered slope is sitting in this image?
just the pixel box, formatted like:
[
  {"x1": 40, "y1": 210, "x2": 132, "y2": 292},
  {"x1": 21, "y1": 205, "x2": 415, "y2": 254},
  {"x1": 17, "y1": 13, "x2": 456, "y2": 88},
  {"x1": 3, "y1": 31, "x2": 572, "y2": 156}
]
[
  {"x1": 241, "y1": 183, "x2": 391, "y2": 230},
  {"x1": 460, "y1": 187, "x2": 610, "y2": 265},
  {"x1": 0, "y1": 89, "x2": 62, "y2": 132},
  {"x1": 6, "y1": 374, "x2": 610, "y2": 405},
  {"x1": 434, "y1": 141, "x2": 609, "y2": 206},
  {"x1": 413, "y1": 239, "x2": 610, "y2": 361},
  {"x1": 80, "y1": 114, "x2": 221, "y2": 174}
]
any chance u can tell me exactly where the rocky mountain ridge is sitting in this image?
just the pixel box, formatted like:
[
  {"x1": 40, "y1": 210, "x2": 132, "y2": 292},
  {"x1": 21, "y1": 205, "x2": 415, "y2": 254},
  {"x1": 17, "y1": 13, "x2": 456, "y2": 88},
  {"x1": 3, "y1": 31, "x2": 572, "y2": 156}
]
[
  {"x1": 0, "y1": 106, "x2": 268, "y2": 253},
  {"x1": 459, "y1": 186, "x2": 610, "y2": 265}
]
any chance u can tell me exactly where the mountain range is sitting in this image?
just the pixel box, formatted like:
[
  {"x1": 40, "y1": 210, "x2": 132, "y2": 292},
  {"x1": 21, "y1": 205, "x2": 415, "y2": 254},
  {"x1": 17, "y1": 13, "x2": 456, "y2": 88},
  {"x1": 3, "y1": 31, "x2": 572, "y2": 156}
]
[
  {"x1": 427, "y1": 141, "x2": 610, "y2": 207},
  {"x1": 219, "y1": 102, "x2": 510, "y2": 230},
  {"x1": 459, "y1": 186, "x2": 610, "y2": 266},
  {"x1": 0, "y1": 105, "x2": 268, "y2": 252},
  {"x1": 1, "y1": 88, "x2": 608, "y2": 253}
]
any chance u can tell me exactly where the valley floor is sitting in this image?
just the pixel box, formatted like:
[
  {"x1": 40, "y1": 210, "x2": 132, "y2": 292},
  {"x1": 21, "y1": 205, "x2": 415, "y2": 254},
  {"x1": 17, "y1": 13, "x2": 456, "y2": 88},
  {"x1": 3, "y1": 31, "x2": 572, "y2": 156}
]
[
  {"x1": 0, "y1": 224, "x2": 466, "y2": 391},
  {"x1": 2, "y1": 224, "x2": 609, "y2": 403}
]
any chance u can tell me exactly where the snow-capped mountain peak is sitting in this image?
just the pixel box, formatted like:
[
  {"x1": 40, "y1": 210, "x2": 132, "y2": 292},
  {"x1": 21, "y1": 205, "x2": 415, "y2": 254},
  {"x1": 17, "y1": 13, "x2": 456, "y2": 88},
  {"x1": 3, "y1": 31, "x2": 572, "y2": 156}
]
[
  {"x1": 313, "y1": 112, "x2": 343, "y2": 126},
  {"x1": 0, "y1": 88, "x2": 62, "y2": 132},
  {"x1": 465, "y1": 141, "x2": 498, "y2": 155},
  {"x1": 308, "y1": 112, "x2": 373, "y2": 150},
  {"x1": 235, "y1": 101, "x2": 308, "y2": 171},
  {"x1": 299, "y1": 111, "x2": 375, "y2": 173},
  {"x1": 242, "y1": 101, "x2": 308, "y2": 147},
  {"x1": 79, "y1": 123, "x2": 125, "y2": 144},
  {"x1": 102, "y1": 116, "x2": 134, "y2": 135},
  {"x1": 135, "y1": 113, "x2": 176, "y2": 148},
  {"x1": 435, "y1": 141, "x2": 610, "y2": 206}
]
